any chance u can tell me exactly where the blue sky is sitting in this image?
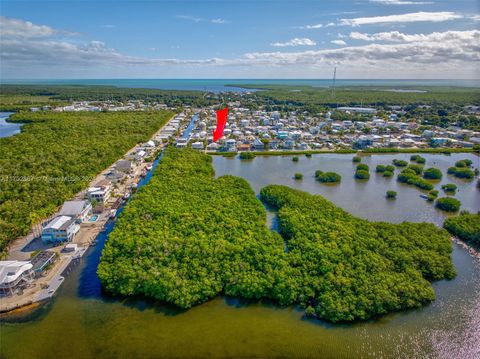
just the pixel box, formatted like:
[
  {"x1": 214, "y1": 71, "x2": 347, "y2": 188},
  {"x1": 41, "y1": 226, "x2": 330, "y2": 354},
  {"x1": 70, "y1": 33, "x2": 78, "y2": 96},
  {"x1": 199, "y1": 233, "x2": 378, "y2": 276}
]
[{"x1": 1, "y1": 0, "x2": 479, "y2": 79}]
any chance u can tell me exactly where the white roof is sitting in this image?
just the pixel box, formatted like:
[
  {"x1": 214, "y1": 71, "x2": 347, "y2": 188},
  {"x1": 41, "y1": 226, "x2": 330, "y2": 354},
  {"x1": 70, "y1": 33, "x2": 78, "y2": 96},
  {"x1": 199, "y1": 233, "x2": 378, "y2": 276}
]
[
  {"x1": 44, "y1": 216, "x2": 73, "y2": 230},
  {"x1": 0, "y1": 261, "x2": 33, "y2": 284}
]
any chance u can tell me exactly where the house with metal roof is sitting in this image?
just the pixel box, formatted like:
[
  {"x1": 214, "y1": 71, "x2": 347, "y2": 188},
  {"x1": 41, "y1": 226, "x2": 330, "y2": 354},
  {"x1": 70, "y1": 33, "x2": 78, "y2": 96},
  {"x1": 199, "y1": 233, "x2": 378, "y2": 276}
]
[
  {"x1": 59, "y1": 200, "x2": 92, "y2": 223},
  {"x1": 41, "y1": 216, "x2": 80, "y2": 243}
]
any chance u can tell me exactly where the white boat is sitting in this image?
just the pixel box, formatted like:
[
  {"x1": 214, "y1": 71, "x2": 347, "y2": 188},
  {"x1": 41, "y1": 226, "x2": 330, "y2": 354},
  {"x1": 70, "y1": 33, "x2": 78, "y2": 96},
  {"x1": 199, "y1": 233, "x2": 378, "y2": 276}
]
[
  {"x1": 146, "y1": 164, "x2": 153, "y2": 171},
  {"x1": 110, "y1": 209, "x2": 117, "y2": 219}
]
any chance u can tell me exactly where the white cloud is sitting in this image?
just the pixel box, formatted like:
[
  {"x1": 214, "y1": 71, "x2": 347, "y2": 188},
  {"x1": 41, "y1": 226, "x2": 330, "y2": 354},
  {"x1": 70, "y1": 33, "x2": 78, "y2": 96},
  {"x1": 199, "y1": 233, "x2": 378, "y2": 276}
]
[
  {"x1": 100, "y1": 24, "x2": 116, "y2": 29},
  {"x1": 331, "y1": 40, "x2": 347, "y2": 46},
  {"x1": 340, "y1": 11, "x2": 463, "y2": 26},
  {"x1": 271, "y1": 38, "x2": 316, "y2": 47},
  {"x1": 176, "y1": 15, "x2": 229, "y2": 24},
  {"x1": 0, "y1": 16, "x2": 74, "y2": 38},
  {"x1": 369, "y1": 0, "x2": 434, "y2": 5},
  {"x1": 349, "y1": 30, "x2": 480, "y2": 43},
  {"x1": 1, "y1": 17, "x2": 478, "y2": 79}
]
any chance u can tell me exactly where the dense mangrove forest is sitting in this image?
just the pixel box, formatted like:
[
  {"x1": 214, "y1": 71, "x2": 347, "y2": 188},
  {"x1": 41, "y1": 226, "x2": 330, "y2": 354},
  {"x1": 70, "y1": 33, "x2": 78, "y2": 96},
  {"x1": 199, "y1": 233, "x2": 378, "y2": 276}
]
[
  {"x1": 0, "y1": 111, "x2": 173, "y2": 252},
  {"x1": 98, "y1": 149, "x2": 456, "y2": 323}
]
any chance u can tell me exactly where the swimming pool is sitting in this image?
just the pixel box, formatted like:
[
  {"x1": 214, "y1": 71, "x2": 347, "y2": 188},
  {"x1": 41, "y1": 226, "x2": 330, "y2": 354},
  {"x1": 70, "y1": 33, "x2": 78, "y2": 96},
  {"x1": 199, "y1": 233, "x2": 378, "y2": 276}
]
[{"x1": 88, "y1": 215, "x2": 98, "y2": 222}]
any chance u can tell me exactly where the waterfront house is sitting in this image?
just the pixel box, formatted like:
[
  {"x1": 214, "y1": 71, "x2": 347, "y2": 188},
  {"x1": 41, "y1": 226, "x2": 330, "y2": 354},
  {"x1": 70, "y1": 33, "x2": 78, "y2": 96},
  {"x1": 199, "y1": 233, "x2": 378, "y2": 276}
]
[
  {"x1": 30, "y1": 251, "x2": 57, "y2": 276},
  {"x1": 116, "y1": 160, "x2": 134, "y2": 173},
  {"x1": 0, "y1": 261, "x2": 35, "y2": 296},
  {"x1": 59, "y1": 200, "x2": 92, "y2": 223},
  {"x1": 86, "y1": 182, "x2": 111, "y2": 204},
  {"x1": 41, "y1": 216, "x2": 80, "y2": 244}
]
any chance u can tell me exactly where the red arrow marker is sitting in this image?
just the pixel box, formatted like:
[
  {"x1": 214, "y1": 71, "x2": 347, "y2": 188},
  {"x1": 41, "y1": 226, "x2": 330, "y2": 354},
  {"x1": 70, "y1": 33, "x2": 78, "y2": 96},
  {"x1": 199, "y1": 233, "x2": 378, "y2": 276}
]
[{"x1": 213, "y1": 107, "x2": 228, "y2": 142}]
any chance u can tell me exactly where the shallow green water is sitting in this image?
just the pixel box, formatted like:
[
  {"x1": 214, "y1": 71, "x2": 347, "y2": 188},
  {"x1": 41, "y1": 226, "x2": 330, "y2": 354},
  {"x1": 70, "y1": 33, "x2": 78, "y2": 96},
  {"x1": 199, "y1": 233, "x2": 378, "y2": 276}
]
[{"x1": 1, "y1": 153, "x2": 479, "y2": 359}]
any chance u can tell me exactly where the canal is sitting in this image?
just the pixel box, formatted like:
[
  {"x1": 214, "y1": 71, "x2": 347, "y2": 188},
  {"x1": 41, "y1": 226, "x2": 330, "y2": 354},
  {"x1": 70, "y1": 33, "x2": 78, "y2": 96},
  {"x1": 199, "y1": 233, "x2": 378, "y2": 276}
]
[
  {"x1": 0, "y1": 112, "x2": 22, "y2": 138},
  {"x1": 1, "y1": 152, "x2": 479, "y2": 359}
]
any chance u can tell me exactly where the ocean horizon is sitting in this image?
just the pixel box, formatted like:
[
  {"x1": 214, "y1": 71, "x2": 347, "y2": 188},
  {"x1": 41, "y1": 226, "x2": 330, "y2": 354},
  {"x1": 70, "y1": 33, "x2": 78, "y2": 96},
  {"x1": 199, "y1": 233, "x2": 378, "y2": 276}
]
[{"x1": 1, "y1": 78, "x2": 479, "y2": 92}]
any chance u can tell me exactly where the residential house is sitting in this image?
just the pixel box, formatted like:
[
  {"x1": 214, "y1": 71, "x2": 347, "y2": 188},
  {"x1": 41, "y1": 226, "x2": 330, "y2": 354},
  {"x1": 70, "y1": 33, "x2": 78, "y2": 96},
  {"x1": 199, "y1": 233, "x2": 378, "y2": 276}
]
[
  {"x1": 0, "y1": 261, "x2": 35, "y2": 296},
  {"x1": 41, "y1": 216, "x2": 80, "y2": 244},
  {"x1": 59, "y1": 200, "x2": 92, "y2": 223}
]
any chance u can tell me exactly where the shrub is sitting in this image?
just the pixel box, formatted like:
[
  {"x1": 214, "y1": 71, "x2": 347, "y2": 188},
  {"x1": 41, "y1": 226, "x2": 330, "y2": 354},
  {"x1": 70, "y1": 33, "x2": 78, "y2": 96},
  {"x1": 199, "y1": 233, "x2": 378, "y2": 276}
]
[
  {"x1": 386, "y1": 190, "x2": 397, "y2": 199},
  {"x1": 305, "y1": 153, "x2": 312, "y2": 158},
  {"x1": 239, "y1": 152, "x2": 255, "y2": 160},
  {"x1": 423, "y1": 168, "x2": 442, "y2": 180},
  {"x1": 316, "y1": 171, "x2": 341, "y2": 183},
  {"x1": 441, "y1": 183, "x2": 457, "y2": 193},
  {"x1": 447, "y1": 167, "x2": 474, "y2": 179},
  {"x1": 385, "y1": 165, "x2": 395, "y2": 172},
  {"x1": 376, "y1": 165, "x2": 386, "y2": 173},
  {"x1": 397, "y1": 169, "x2": 434, "y2": 190},
  {"x1": 383, "y1": 171, "x2": 394, "y2": 177},
  {"x1": 393, "y1": 159, "x2": 408, "y2": 167},
  {"x1": 294, "y1": 173, "x2": 303, "y2": 180},
  {"x1": 429, "y1": 190, "x2": 439, "y2": 198},
  {"x1": 426, "y1": 194, "x2": 436, "y2": 202},
  {"x1": 436, "y1": 197, "x2": 461, "y2": 212},
  {"x1": 356, "y1": 164, "x2": 369, "y2": 171},
  {"x1": 292, "y1": 156, "x2": 299, "y2": 162},
  {"x1": 407, "y1": 164, "x2": 424, "y2": 175},
  {"x1": 410, "y1": 155, "x2": 426, "y2": 164},
  {"x1": 352, "y1": 156, "x2": 361, "y2": 163},
  {"x1": 355, "y1": 170, "x2": 370, "y2": 180},
  {"x1": 455, "y1": 159, "x2": 472, "y2": 168},
  {"x1": 444, "y1": 213, "x2": 480, "y2": 245}
]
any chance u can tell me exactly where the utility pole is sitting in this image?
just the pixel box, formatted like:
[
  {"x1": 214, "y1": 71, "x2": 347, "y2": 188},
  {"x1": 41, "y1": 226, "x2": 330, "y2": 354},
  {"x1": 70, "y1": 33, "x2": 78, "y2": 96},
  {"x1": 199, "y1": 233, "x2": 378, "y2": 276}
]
[{"x1": 331, "y1": 67, "x2": 337, "y2": 99}]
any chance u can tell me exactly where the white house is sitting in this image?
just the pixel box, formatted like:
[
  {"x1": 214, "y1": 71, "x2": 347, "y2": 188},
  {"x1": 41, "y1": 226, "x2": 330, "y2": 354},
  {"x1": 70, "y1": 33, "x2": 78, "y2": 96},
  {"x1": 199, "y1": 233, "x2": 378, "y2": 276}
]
[
  {"x1": 0, "y1": 261, "x2": 34, "y2": 296},
  {"x1": 41, "y1": 216, "x2": 80, "y2": 243},
  {"x1": 86, "y1": 184, "x2": 111, "y2": 204},
  {"x1": 59, "y1": 200, "x2": 92, "y2": 223}
]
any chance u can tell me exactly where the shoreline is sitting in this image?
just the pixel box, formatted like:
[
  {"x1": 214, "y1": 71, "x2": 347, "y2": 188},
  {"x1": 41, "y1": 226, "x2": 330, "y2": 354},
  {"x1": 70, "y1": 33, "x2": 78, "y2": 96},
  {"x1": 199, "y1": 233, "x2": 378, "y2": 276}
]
[
  {"x1": 0, "y1": 113, "x2": 177, "y2": 314},
  {"x1": 207, "y1": 148, "x2": 477, "y2": 157}
]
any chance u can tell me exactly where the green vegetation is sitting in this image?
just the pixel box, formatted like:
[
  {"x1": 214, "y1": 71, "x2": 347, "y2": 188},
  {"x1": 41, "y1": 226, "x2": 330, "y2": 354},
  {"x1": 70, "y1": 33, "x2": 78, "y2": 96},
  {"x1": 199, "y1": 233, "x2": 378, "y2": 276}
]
[
  {"x1": 98, "y1": 149, "x2": 456, "y2": 322},
  {"x1": 355, "y1": 170, "x2": 370, "y2": 180},
  {"x1": 315, "y1": 170, "x2": 341, "y2": 183},
  {"x1": 455, "y1": 159, "x2": 472, "y2": 168},
  {"x1": 305, "y1": 153, "x2": 312, "y2": 158},
  {"x1": 356, "y1": 164, "x2": 369, "y2": 171},
  {"x1": 410, "y1": 155, "x2": 426, "y2": 164},
  {"x1": 386, "y1": 191, "x2": 397, "y2": 199},
  {"x1": 423, "y1": 168, "x2": 443, "y2": 180},
  {"x1": 352, "y1": 156, "x2": 361, "y2": 163},
  {"x1": 406, "y1": 164, "x2": 424, "y2": 176},
  {"x1": 444, "y1": 213, "x2": 480, "y2": 245},
  {"x1": 385, "y1": 165, "x2": 395, "y2": 172},
  {"x1": 441, "y1": 183, "x2": 458, "y2": 193},
  {"x1": 98, "y1": 148, "x2": 286, "y2": 310},
  {"x1": 292, "y1": 156, "x2": 299, "y2": 162},
  {"x1": 260, "y1": 185, "x2": 455, "y2": 322},
  {"x1": 393, "y1": 159, "x2": 408, "y2": 167},
  {"x1": 383, "y1": 171, "x2": 394, "y2": 178},
  {"x1": 239, "y1": 152, "x2": 255, "y2": 160},
  {"x1": 0, "y1": 84, "x2": 217, "y2": 111},
  {"x1": 429, "y1": 190, "x2": 439, "y2": 198},
  {"x1": 436, "y1": 197, "x2": 461, "y2": 212},
  {"x1": 397, "y1": 169, "x2": 434, "y2": 190},
  {"x1": 294, "y1": 173, "x2": 303, "y2": 180},
  {"x1": 376, "y1": 165, "x2": 386, "y2": 173},
  {"x1": 0, "y1": 110, "x2": 173, "y2": 252},
  {"x1": 447, "y1": 166, "x2": 474, "y2": 179}
]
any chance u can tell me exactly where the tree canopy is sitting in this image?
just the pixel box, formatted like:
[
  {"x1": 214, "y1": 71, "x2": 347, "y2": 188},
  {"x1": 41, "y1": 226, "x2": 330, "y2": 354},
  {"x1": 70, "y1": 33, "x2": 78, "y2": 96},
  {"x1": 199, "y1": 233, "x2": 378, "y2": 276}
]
[{"x1": 98, "y1": 149, "x2": 456, "y2": 323}]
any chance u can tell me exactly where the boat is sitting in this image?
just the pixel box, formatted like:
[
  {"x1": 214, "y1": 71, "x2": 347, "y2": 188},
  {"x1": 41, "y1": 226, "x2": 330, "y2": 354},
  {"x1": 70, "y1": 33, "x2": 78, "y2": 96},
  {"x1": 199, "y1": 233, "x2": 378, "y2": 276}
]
[
  {"x1": 123, "y1": 192, "x2": 130, "y2": 200},
  {"x1": 420, "y1": 194, "x2": 428, "y2": 199},
  {"x1": 110, "y1": 209, "x2": 117, "y2": 219},
  {"x1": 146, "y1": 164, "x2": 153, "y2": 171}
]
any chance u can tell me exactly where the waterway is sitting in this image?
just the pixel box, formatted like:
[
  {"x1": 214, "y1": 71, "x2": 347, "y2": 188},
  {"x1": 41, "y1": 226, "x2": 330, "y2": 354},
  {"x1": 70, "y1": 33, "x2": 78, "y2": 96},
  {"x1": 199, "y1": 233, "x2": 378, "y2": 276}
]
[
  {"x1": 1, "y1": 153, "x2": 479, "y2": 359},
  {"x1": 0, "y1": 112, "x2": 21, "y2": 138}
]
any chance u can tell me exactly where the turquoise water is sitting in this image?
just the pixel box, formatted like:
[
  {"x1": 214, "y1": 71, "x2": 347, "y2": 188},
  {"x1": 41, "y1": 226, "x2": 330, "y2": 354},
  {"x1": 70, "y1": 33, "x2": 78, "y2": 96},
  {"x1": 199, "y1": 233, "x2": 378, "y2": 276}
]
[
  {"x1": 88, "y1": 215, "x2": 98, "y2": 222},
  {"x1": 2, "y1": 79, "x2": 479, "y2": 92}
]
